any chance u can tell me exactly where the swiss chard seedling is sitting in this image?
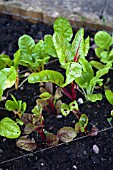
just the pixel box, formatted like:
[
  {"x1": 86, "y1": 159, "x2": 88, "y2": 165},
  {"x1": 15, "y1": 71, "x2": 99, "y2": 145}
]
[
  {"x1": 5, "y1": 95, "x2": 27, "y2": 118},
  {"x1": 90, "y1": 31, "x2": 113, "y2": 69}
]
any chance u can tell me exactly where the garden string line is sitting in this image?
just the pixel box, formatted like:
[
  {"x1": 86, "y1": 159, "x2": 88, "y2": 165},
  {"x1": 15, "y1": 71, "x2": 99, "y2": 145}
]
[{"x1": 0, "y1": 126, "x2": 113, "y2": 165}]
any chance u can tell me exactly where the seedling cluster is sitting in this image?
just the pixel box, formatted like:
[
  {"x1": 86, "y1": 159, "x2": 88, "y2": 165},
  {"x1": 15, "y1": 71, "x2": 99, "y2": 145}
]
[{"x1": 0, "y1": 17, "x2": 113, "y2": 151}]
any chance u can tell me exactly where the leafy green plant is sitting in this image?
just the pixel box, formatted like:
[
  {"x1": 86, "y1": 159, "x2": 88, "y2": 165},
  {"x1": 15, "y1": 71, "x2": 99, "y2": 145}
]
[
  {"x1": 61, "y1": 100, "x2": 78, "y2": 117},
  {"x1": 105, "y1": 89, "x2": 113, "y2": 105},
  {"x1": 17, "y1": 35, "x2": 50, "y2": 72},
  {"x1": 0, "y1": 66, "x2": 17, "y2": 100},
  {"x1": 75, "y1": 114, "x2": 88, "y2": 133},
  {"x1": 90, "y1": 31, "x2": 113, "y2": 69},
  {"x1": 0, "y1": 117, "x2": 21, "y2": 139},
  {"x1": 5, "y1": 95, "x2": 27, "y2": 118},
  {"x1": 36, "y1": 87, "x2": 62, "y2": 115}
]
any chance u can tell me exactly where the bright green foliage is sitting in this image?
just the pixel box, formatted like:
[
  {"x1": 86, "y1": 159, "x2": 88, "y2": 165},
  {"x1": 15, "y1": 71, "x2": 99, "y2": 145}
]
[
  {"x1": 43, "y1": 18, "x2": 90, "y2": 68},
  {"x1": 75, "y1": 114, "x2": 88, "y2": 133},
  {"x1": 94, "y1": 31, "x2": 113, "y2": 64},
  {"x1": 72, "y1": 28, "x2": 90, "y2": 58},
  {"x1": 105, "y1": 89, "x2": 113, "y2": 105},
  {"x1": 39, "y1": 92, "x2": 51, "y2": 100},
  {"x1": 28, "y1": 70, "x2": 64, "y2": 86},
  {"x1": 74, "y1": 58, "x2": 112, "y2": 101},
  {"x1": 53, "y1": 17, "x2": 73, "y2": 41},
  {"x1": 0, "y1": 66, "x2": 16, "y2": 100},
  {"x1": 18, "y1": 34, "x2": 50, "y2": 72},
  {"x1": 5, "y1": 95, "x2": 26, "y2": 116},
  {"x1": 65, "y1": 62, "x2": 83, "y2": 85},
  {"x1": 44, "y1": 35, "x2": 57, "y2": 58},
  {"x1": 0, "y1": 117, "x2": 21, "y2": 139},
  {"x1": 32, "y1": 105, "x2": 42, "y2": 117},
  {"x1": 90, "y1": 60, "x2": 105, "y2": 70},
  {"x1": 61, "y1": 100, "x2": 78, "y2": 117},
  {"x1": 53, "y1": 32, "x2": 74, "y2": 67},
  {"x1": 0, "y1": 54, "x2": 13, "y2": 69}
]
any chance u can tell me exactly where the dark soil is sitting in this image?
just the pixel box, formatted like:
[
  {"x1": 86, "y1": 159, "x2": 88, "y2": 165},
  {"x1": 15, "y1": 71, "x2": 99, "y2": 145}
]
[{"x1": 0, "y1": 13, "x2": 113, "y2": 170}]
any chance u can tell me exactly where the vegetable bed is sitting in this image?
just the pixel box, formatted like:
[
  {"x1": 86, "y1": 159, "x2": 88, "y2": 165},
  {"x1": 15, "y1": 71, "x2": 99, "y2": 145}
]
[{"x1": 0, "y1": 14, "x2": 113, "y2": 170}]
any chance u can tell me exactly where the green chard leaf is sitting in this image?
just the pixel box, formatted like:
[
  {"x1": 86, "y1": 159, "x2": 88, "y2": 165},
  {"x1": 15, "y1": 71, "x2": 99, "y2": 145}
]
[
  {"x1": 0, "y1": 54, "x2": 13, "y2": 69},
  {"x1": 44, "y1": 35, "x2": 57, "y2": 58},
  {"x1": 105, "y1": 89, "x2": 113, "y2": 105},
  {"x1": 0, "y1": 66, "x2": 16, "y2": 100},
  {"x1": 0, "y1": 117, "x2": 21, "y2": 139},
  {"x1": 18, "y1": 34, "x2": 49, "y2": 71},
  {"x1": 53, "y1": 32, "x2": 74, "y2": 67},
  {"x1": 39, "y1": 92, "x2": 51, "y2": 100},
  {"x1": 90, "y1": 60, "x2": 105, "y2": 70},
  {"x1": 75, "y1": 114, "x2": 88, "y2": 133},
  {"x1": 5, "y1": 95, "x2": 26, "y2": 115},
  {"x1": 61, "y1": 100, "x2": 78, "y2": 117},
  {"x1": 94, "y1": 31, "x2": 112, "y2": 50},
  {"x1": 53, "y1": 17, "x2": 73, "y2": 41},
  {"x1": 28, "y1": 70, "x2": 64, "y2": 86},
  {"x1": 72, "y1": 28, "x2": 90, "y2": 58},
  {"x1": 86, "y1": 94, "x2": 102, "y2": 102}
]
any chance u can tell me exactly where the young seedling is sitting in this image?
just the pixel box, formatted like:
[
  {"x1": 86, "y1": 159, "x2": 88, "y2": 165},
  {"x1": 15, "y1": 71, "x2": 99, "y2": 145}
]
[
  {"x1": 5, "y1": 95, "x2": 27, "y2": 118},
  {"x1": 90, "y1": 31, "x2": 113, "y2": 69}
]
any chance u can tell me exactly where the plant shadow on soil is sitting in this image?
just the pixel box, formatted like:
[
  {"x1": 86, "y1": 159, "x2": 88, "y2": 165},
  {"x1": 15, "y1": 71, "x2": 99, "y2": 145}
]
[{"x1": 0, "y1": 14, "x2": 113, "y2": 170}]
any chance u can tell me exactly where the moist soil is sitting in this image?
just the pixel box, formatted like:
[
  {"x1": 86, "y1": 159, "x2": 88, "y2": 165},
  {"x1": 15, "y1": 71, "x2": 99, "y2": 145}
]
[{"x1": 0, "y1": 14, "x2": 113, "y2": 170}]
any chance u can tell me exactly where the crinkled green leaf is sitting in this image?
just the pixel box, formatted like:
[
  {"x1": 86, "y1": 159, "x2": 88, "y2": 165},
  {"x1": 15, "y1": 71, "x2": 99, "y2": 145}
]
[
  {"x1": 105, "y1": 89, "x2": 113, "y2": 105},
  {"x1": 18, "y1": 35, "x2": 49, "y2": 71},
  {"x1": 75, "y1": 58, "x2": 94, "y2": 88},
  {"x1": 95, "y1": 62, "x2": 112, "y2": 78},
  {"x1": 57, "y1": 127, "x2": 77, "y2": 142},
  {"x1": 69, "y1": 100, "x2": 78, "y2": 111},
  {"x1": 79, "y1": 114, "x2": 88, "y2": 132},
  {"x1": 53, "y1": 17, "x2": 73, "y2": 41},
  {"x1": 5, "y1": 95, "x2": 26, "y2": 115},
  {"x1": 0, "y1": 117, "x2": 21, "y2": 139},
  {"x1": 75, "y1": 114, "x2": 88, "y2": 133},
  {"x1": 61, "y1": 101, "x2": 78, "y2": 117},
  {"x1": 16, "y1": 136, "x2": 36, "y2": 151},
  {"x1": 53, "y1": 33, "x2": 74, "y2": 67},
  {"x1": 95, "y1": 47, "x2": 104, "y2": 58},
  {"x1": 19, "y1": 34, "x2": 35, "y2": 54},
  {"x1": 32, "y1": 105, "x2": 42, "y2": 117},
  {"x1": 94, "y1": 31, "x2": 112, "y2": 50},
  {"x1": 44, "y1": 35, "x2": 57, "y2": 57},
  {"x1": 61, "y1": 103, "x2": 70, "y2": 117},
  {"x1": 39, "y1": 92, "x2": 51, "y2": 100},
  {"x1": 87, "y1": 94, "x2": 102, "y2": 102},
  {"x1": 72, "y1": 28, "x2": 89, "y2": 58},
  {"x1": 0, "y1": 66, "x2": 16, "y2": 100},
  {"x1": 0, "y1": 54, "x2": 13, "y2": 69},
  {"x1": 65, "y1": 62, "x2": 82, "y2": 84},
  {"x1": 28, "y1": 70, "x2": 64, "y2": 86}
]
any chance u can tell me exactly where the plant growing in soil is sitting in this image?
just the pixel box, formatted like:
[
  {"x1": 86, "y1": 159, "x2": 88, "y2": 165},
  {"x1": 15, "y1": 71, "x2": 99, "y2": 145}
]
[
  {"x1": 0, "y1": 17, "x2": 113, "y2": 152},
  {"x1": 90, "y1": 31, "x2": 113, "y2": 70}
]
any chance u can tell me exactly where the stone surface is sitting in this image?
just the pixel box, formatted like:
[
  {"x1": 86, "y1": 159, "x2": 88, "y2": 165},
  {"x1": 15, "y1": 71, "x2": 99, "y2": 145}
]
[{"x1": 0, "y1": 0, "x2": 113, "y2": 30}]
